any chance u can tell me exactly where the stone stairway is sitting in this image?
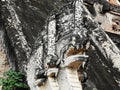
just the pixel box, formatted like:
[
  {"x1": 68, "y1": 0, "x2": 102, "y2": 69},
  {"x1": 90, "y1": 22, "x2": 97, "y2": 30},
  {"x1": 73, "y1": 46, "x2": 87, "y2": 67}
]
[{"x1": 36, "y1": 54, "x2": 88, "y2": 90}]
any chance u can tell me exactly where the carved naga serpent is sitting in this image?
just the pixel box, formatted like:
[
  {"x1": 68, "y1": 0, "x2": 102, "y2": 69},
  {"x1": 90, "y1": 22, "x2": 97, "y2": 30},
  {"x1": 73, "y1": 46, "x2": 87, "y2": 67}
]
[{"x1": 27, "y1": 0, "x2": 120, "y2": 90}]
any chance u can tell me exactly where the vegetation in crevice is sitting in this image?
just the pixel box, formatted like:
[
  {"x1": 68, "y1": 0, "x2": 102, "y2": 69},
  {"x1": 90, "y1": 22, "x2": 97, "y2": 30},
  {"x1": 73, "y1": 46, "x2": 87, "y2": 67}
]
[{"x1": 0, "y1": 70, "x2": 29, "y2": 90}]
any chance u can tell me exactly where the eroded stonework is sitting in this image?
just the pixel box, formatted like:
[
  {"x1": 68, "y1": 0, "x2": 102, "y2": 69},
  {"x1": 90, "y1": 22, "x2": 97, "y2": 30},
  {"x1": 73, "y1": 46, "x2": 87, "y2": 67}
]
[{"x1": 1, "y1": 0, "x2": 120, "y2": 90}]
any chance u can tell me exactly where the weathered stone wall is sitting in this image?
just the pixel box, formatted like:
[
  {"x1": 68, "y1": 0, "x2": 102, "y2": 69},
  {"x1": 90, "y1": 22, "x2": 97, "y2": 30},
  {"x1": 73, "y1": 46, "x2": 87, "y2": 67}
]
[
  {"x1": 0, "y1": 0, "x2": 120, "y2": 90},
  {"x1": 0, "y1": 31, "x2": 9, "y2": 77},
  {"x1": 0, "y1": 31, "x2": 10, "y2": 90},
  {"x1": 0, "y1": 1, "x2": 10, "y2": 89}
]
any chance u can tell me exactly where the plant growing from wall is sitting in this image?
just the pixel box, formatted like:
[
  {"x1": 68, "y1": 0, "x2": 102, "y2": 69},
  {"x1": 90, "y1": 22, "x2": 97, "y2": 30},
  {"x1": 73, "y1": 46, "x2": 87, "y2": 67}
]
[{"x1": 0, "y1": 70, "x2": 28, "y2": 90}]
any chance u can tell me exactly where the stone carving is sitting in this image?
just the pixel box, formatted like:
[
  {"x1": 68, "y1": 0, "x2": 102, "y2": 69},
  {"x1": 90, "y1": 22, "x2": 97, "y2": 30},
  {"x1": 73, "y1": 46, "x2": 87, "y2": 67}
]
[
  {"x1": 27, "y1": 0, "x2": 120, "y2": 90},
  {"x1": 1, "y1": 0, "x2": 120, "y2": 90}
]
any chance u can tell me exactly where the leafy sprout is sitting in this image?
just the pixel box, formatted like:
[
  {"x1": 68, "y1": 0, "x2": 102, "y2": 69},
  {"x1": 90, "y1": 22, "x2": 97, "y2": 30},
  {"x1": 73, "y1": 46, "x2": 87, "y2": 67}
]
[{"x1": 0, "y1": 70, "x2": 28, "y2": 90}]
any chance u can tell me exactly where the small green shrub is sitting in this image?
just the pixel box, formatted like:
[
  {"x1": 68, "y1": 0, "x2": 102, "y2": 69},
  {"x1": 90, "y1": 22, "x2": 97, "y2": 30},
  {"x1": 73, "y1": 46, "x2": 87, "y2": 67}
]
[{"x1": 0, "y1": 70, "x2": 28, "y2": 90}]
